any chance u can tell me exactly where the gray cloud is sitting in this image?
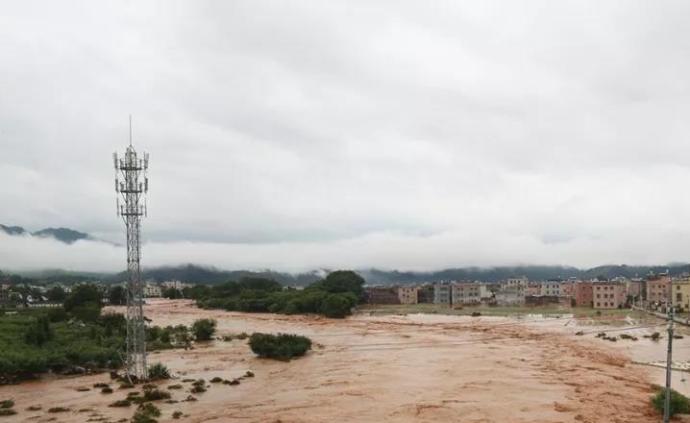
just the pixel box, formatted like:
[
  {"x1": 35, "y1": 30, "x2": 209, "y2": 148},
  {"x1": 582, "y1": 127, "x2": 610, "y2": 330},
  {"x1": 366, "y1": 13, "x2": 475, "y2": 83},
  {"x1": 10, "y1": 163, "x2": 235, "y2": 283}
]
[{"x1": 2, "y1": 1, "x2": 690, "y2": 272}]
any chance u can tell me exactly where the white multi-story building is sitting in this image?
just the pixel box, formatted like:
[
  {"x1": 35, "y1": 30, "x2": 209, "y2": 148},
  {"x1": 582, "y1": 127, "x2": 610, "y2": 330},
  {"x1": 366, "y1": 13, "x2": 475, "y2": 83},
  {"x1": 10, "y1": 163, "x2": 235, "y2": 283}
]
[
  {"x1": 541, "y1": 280, "x2": 561, "y2": 296},
  {"x1": 143, "y1": 283, "x2": 162, "y2": 298},
  {"x1": 433, "y1": 283, "x2": 451, "y2": 304},
  {"x1": 160, "y1": 280, "x2": 190, "y2": 290},
  {"x1": 451, "y1": 282, "x2": 481, "y2": 305}
]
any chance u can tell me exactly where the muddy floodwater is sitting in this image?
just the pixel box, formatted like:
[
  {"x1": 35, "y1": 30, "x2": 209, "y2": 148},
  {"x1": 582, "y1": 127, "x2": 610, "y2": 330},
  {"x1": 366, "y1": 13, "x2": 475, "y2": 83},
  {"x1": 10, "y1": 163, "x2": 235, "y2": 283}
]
[{"x1": 4, "y1": 299, "x2": 690, "y2": 422}]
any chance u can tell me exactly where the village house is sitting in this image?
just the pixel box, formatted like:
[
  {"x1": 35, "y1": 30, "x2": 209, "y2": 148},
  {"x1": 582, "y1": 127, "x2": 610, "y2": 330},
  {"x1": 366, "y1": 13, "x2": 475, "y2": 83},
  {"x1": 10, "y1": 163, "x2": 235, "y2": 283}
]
[
  {"x1": 646, "y1": 273, "x2": 671, "y2": 305},
  {"x1": 672, "y1": 279, "x2": 690, "y2": 311},
  {"x1": 541, "y1": 279, "x2": 562, "y2": 297},
  {"x1": 433, "y1": 283, "x2": 452, "y2": 304},
  {"x1": 416, "y1": 284, "x2": 435, "y2": 303},
  {"x1": 560, "y1": 280, "x2": 575, "y2": 298},
  {"x1": 626, "y1": 278, "x2": 643, "y2": 301},
  {"x1": 451, "y1": 282, "x2": 481, "y2": 305},
  {"x1": 593, "y1": 282, "x2": 626, "y2": 309},
  {"x1": 573, "y1": 281, "x2": 593, "y2": 307},
  {"x1": 526, "y1": 282, "x2": 542, "y2": 296},
  {"x1": 495, "y1": 287, "x2": 524, "y2": 306},
  {"x1": 365, "y1": 286, "x2": 400, "y2": 304},
  {"x1": 397, "y1": 286, "x2": 418, "y2": 304},
  {"x1": 143, "y1": 283, "x2": 162, "y2": 298},
  {"x1": 160, "y1": 280, "x2": 191, "y2": 290}
]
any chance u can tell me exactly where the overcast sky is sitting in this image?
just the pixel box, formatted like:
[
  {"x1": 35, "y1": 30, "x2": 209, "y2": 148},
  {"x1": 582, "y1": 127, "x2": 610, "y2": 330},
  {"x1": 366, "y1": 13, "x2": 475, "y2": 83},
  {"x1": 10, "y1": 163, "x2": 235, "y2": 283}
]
[{"x1": 2, "y1": 1, "x2": 690, "y2": 273}]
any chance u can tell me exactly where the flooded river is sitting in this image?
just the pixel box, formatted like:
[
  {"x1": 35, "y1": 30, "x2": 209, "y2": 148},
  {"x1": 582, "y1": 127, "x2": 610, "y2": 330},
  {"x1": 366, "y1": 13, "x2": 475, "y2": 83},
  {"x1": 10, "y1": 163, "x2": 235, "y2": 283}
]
[{"x1": 1, "y1": 299, "x2": 684, "y2": 422}]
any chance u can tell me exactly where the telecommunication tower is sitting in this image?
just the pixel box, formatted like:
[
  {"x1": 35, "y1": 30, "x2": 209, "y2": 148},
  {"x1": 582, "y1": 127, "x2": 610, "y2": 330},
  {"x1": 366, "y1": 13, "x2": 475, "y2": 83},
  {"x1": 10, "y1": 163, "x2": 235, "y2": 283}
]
[{"x1": 114, "y1": 118, "x2": 150, "y2": 380}]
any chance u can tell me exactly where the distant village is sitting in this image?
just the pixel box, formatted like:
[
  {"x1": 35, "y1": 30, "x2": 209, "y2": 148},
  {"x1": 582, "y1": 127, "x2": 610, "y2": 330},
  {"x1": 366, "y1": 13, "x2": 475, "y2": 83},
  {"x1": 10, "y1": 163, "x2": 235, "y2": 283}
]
[
  {"x1": 364, "y1": 272, "x2": 688, "y2": 311},
  {"x1": 0, "y1": 278, "x2": 192, "y2": 308},
  {"x1": 1, "y1": 272, "x2": 688, "y2": 312}
]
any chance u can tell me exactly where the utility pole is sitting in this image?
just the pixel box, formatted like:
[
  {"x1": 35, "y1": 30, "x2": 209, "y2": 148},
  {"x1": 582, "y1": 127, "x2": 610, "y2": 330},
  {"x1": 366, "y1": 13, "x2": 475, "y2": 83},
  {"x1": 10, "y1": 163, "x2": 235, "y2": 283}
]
[
  {"x1": 114, "y1": 117, "x2": 150, "y2": 381},
  {"x1": 664, "y1": 270, "x2": 674, "y2": 423}
]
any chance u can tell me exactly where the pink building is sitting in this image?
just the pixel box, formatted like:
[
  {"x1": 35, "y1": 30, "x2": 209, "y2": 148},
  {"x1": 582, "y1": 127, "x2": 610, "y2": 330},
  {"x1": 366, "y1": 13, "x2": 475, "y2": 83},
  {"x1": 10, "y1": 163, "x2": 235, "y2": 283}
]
[
  {"x1": 647, "y1": 274, "x2": 671, "y2": 304},
  {"x1": 573, "y1": 282, "x2": 593, "y2": 307},
  {"x1": 593, "y1": 282, "x2": 626, "y2": 309}
]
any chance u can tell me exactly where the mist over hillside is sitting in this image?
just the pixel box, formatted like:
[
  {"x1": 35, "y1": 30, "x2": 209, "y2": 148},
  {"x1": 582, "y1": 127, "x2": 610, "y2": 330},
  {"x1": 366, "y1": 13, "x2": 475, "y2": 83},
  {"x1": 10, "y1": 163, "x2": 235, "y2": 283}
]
[{"x1": 5, "y1": 263, "x2": 689, "y2": 286}]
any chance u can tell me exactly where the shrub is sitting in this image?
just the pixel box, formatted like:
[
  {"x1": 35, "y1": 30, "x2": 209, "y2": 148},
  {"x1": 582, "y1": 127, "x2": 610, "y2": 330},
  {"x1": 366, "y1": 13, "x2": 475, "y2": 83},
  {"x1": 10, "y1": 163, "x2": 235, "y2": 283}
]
[
  {"x1": 167, "y1": 384, "x2": 183, "y2": 390},
  {"x1": 132, "y1": 402, "x2": 161, "y2": 423},
  {"x1": 249, "y1": 333, "x2": 312, "y2": 360},
  {"x1": 651, "y1": 388, "x2": 690, "y2": 417},
  {"x1": 101, "y1": 387, "x2": 113, "y2": 394},
  {"x1": 148, "y1": 363, "x2": 171, "y2": 380},
  {"x1": 210, "y1": 377, "x2": 223, "y2": 383},
  {"x1": 47, "y1": 308, "x2": 69, "y2": 322},
  {"x1": 173, "y1": 410, "x2": 183, "y2": 419},
  {"x1": 190, "y1": 385, "x2": 206, "y2": 394},
  {"x1": 192, "y1": 319, "x2": 216, "y2": 341},
  {"x1": 0, "y1": 409, "x2": 16, "y2": 416},
  {"x1": 142, "y1": 388, "x2": 171, "y2": 402},
  {"x1": 24, "y1": 316, "x2": 53, "y2": 346},
  {"x1": 108, "y1": 399, "x2": 131, "y2": 407},
  {"x1": 0, "y1": 400, "x2": 13, "y2": 409},
  {"x1": 71, "y1": 303, "x2": 101, "y2": 322},
  {"x1": 48, "y1": 407, "x2": 70, "y2": 413}
]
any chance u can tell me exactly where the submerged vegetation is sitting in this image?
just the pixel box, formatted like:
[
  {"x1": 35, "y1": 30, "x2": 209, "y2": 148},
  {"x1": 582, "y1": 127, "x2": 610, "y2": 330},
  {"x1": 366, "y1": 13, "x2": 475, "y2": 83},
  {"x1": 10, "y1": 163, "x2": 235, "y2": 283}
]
[
  {"x1": 191, "y1": 271, "x2": 364, "y2": 318},
  {"x1": 651, "y1": 388, "x2": 690, "y2": 417},
  {"x1": 249, "y1": 333, "x2": 312, "y2": 360}
]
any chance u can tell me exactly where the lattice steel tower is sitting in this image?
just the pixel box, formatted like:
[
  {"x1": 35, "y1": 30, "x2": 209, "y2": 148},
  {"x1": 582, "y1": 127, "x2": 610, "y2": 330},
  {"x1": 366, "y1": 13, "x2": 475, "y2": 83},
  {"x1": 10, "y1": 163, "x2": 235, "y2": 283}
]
[{"x1": 114, "y1": 119, "x2": 150, "y2": 380}]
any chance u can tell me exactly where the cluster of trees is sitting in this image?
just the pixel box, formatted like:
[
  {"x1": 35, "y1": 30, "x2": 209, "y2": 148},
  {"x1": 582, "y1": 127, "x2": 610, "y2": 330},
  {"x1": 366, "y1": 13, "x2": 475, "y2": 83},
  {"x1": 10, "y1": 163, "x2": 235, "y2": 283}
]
[
  {"x1": 190, "y1": 271, "x2": 365, "y2": 318},
  {"x1": 248, "y1": 333, "x2": 312, "y2": 360},
  {"x1": 0, "y1": 282, "x2": 218, "y2": 381}
]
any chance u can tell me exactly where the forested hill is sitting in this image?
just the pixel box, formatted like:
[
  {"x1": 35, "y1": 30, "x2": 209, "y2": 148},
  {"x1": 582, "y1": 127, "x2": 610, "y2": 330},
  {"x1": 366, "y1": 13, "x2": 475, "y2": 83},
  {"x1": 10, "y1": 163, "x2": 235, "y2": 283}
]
[
  {"x1": 6, "y1": 263, "x2": 690, "y2": 286},
  {"x1": 359, "y1": 264, "x2": 690, "y2": 284}
]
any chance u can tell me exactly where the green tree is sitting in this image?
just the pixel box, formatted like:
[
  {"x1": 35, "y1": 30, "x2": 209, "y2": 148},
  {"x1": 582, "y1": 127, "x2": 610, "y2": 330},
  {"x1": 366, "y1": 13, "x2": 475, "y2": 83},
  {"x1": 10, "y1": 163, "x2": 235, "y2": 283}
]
[
  {"x1": 313, "y1": 271, "x2": 365, "y2": 300},
  {"x1": 108, "y1": 286, "x2": 126, "y2": 306},
  {"x1": 238, "y1": 277, "x2": 282, "y2": 292},
  {"x1": 46, "y1": 286, "x2": 67, "y2": 302},
  {"x1": 64, "y1": 284, "x2": 103, "y2": 312},
  {"x1": 162, "y1": 288, "x2": 182, "y2": 299},
  {"x1": 24, "y1": 315, "x2": 53, "y2": 346},
  {"x1": 191, "y1": 319, "x2": 216, "y2": 341},
  {"x1": 320, "y1": 293, "x2": 355, "y2": 318}
]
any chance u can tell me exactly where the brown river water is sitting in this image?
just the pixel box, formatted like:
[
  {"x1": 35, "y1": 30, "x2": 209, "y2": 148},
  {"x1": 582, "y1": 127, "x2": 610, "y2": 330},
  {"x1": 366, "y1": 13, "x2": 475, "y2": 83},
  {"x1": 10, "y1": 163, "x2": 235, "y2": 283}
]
[{"x1": 3, "y1": 299, "x2": 689, "y2": 422}]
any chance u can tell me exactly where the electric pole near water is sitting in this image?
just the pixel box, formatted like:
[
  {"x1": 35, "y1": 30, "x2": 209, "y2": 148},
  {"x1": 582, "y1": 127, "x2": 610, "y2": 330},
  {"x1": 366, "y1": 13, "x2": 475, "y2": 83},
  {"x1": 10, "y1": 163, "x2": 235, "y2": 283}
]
[
  {"x1": 664, "y1": 270, "x2": 674, "y2": 423},
  {"x1": 114, "y1": 117, "x2": 150, "y2": 381}
]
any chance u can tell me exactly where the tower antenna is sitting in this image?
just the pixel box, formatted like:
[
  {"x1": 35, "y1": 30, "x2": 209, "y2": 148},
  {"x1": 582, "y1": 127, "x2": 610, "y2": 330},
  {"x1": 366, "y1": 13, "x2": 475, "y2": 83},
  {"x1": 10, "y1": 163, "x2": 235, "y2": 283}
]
[{"x1": 114, "y1": 118, "x2": 150, "y2": 381}]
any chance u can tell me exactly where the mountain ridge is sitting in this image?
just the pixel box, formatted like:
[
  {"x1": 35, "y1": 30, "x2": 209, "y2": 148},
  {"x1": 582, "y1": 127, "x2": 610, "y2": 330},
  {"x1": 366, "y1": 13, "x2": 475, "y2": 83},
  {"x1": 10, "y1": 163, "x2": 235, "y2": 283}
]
[{"x1": 1, "y1": 224, "x2": 91, "y2": 244}]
